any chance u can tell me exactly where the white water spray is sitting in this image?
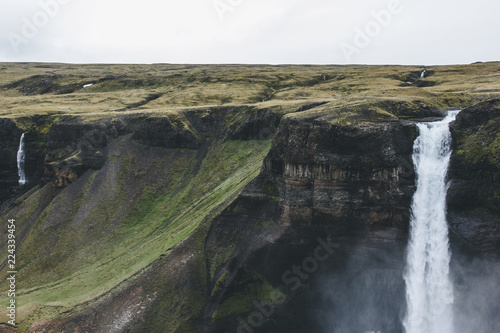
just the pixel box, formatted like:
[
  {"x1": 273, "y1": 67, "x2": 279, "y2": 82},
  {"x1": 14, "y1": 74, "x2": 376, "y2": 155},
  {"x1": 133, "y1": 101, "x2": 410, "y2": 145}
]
[
  {"x1": 420, "y1": 69, "x2": 426, "y2": 79},
  {"x1": 17, "y1": 133, "x2": 26, "y2": 186},
  {"x1": 403, "y1": 111, "x2": 459, "y2": 333}
]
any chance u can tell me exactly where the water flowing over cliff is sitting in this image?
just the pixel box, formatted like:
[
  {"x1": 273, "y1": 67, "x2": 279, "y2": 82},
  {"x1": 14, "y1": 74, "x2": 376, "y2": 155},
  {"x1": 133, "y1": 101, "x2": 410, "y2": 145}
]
[
  {"x1": 17, "y1": 133, "x2": 26, "y2": 186},
  {"x1": 404, "y1": 111, "x2": 458, "y2": 333}
]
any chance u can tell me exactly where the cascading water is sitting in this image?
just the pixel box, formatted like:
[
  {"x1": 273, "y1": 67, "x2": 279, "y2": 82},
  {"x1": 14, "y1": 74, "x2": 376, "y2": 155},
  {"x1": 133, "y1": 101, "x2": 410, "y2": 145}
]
[
  {"x1": 420, "y1": 69, "x2": 426, "y2": 78},
  {"x1": 17, "y1": 133, "x2": 27, "y2": 186},
  {"x1": 403, "y1": 111, "x2": 460, "y2": 333}
]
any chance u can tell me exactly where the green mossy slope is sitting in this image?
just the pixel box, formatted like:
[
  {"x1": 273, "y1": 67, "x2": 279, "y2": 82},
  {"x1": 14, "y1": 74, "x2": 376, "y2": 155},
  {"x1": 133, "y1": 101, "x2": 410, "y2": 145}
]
[{"x1": 0, "y1": 130, "x2": 271, "y2": 327}]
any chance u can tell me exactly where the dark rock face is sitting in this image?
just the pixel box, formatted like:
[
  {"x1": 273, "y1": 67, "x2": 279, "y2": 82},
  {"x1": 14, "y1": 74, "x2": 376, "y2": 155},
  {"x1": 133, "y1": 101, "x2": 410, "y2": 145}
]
[
  {"x1": 265, "y1": 117, "x2": 417, "y2": 230},
  {"x1": 446, "y1": 100, "x2": 500, "y2": 333},
  {"x1": 448, "y1": 99, "x2": 500, "y2": 258},
  {"x1": 0, "y1": 116, "x2": 126, "y2": 198},
  {"x1": 452, "y1": 99, "x2": 500, "y2": 129},
  {"x1": 45, "y1": 124, "x2": 109, "y2": 188},
  {"x1": 229, "y1": 108, "x2": 281, "y2": 141},
  {"x1": 0, "y1": 118, "x2": 57, "y2": 207},
  {"x1": 47, "y1": 122, "x2": 95, "y2": 149},
  {"x1": 78, "y1": 129, "x2": 108, "y2": 169},
  {"x1": 132, "y1": 116, "x2": 201, "y2": 149},
  {"x1": 47, "y1": 117, "x2": 128, "y2": 150},
  {"x1": 39, "y1": 117, "x2": 128, "y2": 189},
  {"x1": 0, "y1": 119, "x2": 23, "y2": 203},
  {"x1": 201, "y1": 116, "x2": 418, "y2": 332}
]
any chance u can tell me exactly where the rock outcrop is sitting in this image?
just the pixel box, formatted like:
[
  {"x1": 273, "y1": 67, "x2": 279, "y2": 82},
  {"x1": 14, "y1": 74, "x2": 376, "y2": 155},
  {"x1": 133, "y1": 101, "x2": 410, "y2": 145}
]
[
  {"x1": 0, "y1": 119, "x2": 23, "y2": 203},
  {"x1": 131, "y1": 116, "x2": 201, "y2": 149},
  {"x1": 200, "y1": 110, "x2": 420, "y2": 332},
  {"x1": 264, "y1": 116, "x2": 417, "y2": 229},
  {"x1": 448, "y1": 99, "x2": 500, "y2": 258},
  {"x1": 45, "y1": 124, "x2": 110, "y2": 188}
]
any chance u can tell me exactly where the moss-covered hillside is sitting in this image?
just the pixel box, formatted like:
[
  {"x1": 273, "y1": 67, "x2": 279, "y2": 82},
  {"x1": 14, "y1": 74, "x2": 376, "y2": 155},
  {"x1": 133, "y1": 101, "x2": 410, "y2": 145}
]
[{"x1": 1, "y1": 62, "x2": 499, "y2": 119}]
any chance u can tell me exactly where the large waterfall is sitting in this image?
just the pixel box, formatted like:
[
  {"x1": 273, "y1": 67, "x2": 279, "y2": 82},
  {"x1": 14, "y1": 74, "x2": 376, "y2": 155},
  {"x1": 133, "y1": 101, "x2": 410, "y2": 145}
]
[
  {"x1": 17, "y1": 133, "x2": 27, "y2": 186},
  {"x1": 403, "y1": 111, "x2": 459, "y2": 333}
]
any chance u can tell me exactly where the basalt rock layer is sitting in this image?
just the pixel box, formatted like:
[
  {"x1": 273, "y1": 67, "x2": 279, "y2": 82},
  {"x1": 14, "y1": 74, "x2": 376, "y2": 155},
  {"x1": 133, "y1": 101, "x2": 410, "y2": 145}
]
[
  {"x1": 448, "y1": 99, "x2": 500, "y2": 258},
  {"x1": 200, "y1": 111, "x2": 420, "y2": 332}
]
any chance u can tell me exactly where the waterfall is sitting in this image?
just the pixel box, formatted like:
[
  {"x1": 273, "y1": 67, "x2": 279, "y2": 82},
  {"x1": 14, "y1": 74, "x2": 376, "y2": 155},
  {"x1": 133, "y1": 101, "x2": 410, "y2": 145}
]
[
  {"x1": 403, "y1": 111, "x2": 459, "y2": 333},
  {"x1": 17, "y1": 133, "x2": 27, "y2": 186},
  {"x1": 420, "y1": 69, "x2": 426, "y2": 79}
]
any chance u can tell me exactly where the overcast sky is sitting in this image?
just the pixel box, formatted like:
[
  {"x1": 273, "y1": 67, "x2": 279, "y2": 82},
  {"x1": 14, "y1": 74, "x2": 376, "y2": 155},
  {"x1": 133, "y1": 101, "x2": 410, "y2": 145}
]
[{"x1": 0, "y1": 0, "x2": 498, "y2": 65}]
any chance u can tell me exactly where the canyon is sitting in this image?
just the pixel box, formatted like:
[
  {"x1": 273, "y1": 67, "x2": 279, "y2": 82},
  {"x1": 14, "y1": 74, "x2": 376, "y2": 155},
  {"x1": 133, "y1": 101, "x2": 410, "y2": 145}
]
[{"x1": 0, "y1": 62, "x2": 499, "y2": 332}]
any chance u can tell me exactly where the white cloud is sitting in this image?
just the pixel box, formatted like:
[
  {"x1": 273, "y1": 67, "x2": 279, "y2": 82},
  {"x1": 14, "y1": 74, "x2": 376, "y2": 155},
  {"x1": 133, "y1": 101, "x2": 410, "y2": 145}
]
[{"x1": 0, "y1": 0, "x2": 498, "y2": 64}]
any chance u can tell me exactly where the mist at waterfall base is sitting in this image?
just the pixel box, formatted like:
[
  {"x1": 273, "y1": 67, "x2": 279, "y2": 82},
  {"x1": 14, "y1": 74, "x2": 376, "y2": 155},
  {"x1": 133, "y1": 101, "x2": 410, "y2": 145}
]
[
  {"x1": 312, "y1": 111, "x2": 500, "y2": 333},
  {"x1": 451, "y1": 255, "x2": 500, "y2": 333},
  {"x1": 314, "y1": 242, "x2": 407, "y2": 333}
]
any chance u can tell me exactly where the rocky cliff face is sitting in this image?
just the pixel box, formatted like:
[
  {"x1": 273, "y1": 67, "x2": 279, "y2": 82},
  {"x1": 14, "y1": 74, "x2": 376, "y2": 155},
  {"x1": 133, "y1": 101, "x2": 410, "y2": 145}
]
[
  {"x1": 200, "y1": 109, "x2": 423, "y2": 332},
  {"x1": 0, "y1": 117, "x2": 48, "y2": 208},
  {"x1": 201, "y1": 101, "x2": 500, "y2": 333},
  {"x1": 0, "y1": 119, "x2": 23, "y2": 204},
  {"x1": 447, "y1": 100, "x2": 500, "y2": 333},
  {"x1": 448, "y1": 99, "x2": 500, "y2": 258},
  {"x1": 265, "y1": 116, "x2": 417, "y2": 229}
]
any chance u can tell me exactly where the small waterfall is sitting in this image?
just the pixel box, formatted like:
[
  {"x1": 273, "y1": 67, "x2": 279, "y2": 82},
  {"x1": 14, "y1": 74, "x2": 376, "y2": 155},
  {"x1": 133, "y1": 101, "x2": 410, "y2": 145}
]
[
  {"x1": 17, "y1": 133, "x2": 27, "y2": 186},
  {"x1": 420, "y1": 69, "x2": 426, "y2": 79},
  {"x1": 403, "y1": 111, "x2": 460, "y2": 333}
]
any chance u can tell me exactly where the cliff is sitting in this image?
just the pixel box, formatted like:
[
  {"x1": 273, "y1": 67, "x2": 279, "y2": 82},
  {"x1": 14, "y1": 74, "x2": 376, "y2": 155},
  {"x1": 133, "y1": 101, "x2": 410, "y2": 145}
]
[{"x1": 448, "y1": 99, "x2": 500, "y2": 257}]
